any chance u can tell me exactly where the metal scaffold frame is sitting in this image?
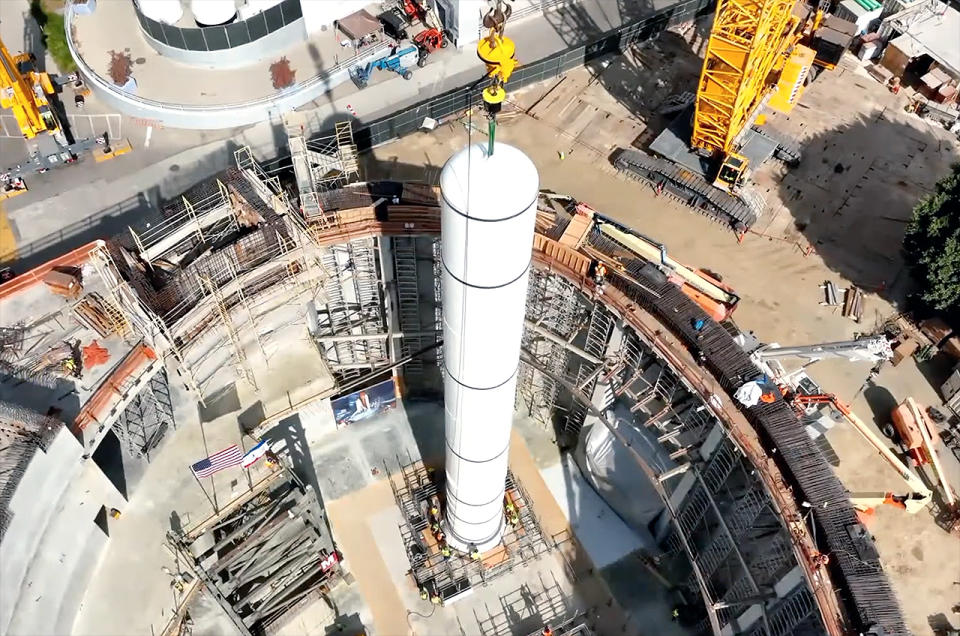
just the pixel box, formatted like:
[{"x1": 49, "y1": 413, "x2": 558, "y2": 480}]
[
  {"x1": 130, "y1": 180, "x2": 238, "y2": 266},
  {"x1": 133, "y1": 159, "x2": 331, "y2": 402},
  {"x1": 390, "y1": 456, "x2": 551, "y2": 604},
  {"x1": 312, "y1": 238, "x2": 388, "y2": 383},
  {"x1": 198, "y1": 269, "x2": 260, "y2": 392},
  {"x1": 170, "y1": 471, "x2": 340, "y2": 636},
  {"x1": 112, "y1": 368, "x2": 176, "y2": 461},
  {"x1": 288, "y1": 121, "x2": 361, "y2": 229},
  {"x1": 518, "y1": 270, "x2": 590, "y2": 429}
]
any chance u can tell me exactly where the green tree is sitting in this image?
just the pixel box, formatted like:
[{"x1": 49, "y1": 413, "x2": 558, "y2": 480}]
[{"x1": 903, "y1": 163, "x2": 960, "y2": 313}]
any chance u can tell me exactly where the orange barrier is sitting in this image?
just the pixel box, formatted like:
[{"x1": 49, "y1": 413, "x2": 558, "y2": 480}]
[
  {"x1": 0, "y1": 240, "x2": 105, "y2": 301},
  {"x1": 74, "y1": 343, "x2": 158, "y2": 431}
]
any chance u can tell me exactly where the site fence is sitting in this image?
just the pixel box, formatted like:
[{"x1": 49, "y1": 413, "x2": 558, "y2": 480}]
[{"x1": 347, "y1": 0, "x2": 714, "y2": 151}]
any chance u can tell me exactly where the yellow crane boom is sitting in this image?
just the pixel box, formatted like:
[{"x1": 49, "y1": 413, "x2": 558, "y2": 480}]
[
  {"x1": 0, "y1": 37, "x2": 59, "y2": 139},
  {"x1": 691, "y1": 0, "x2": 799, "y2": 159}
]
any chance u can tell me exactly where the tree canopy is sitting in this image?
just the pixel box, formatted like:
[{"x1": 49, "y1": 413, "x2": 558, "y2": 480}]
[{"x1": 903, "y1": 163, "x2": 960, "y2": 314}]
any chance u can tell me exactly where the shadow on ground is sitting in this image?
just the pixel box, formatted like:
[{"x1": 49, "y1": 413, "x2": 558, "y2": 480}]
[
  {"x1": 775, "y1": 112, "x2": 955, "y2": 310},
  {"x1": 541, "y1": 0, "x2": 711, "y2": 132}
]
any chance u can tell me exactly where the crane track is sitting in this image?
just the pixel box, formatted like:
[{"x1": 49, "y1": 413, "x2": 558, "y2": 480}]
[{"x1": 613, "y1": 149, "x2": 758, "y2": 230}]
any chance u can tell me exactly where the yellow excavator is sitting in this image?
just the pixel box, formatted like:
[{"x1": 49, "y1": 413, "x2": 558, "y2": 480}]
[
  {"x1": 615, "y1": 0, "x2": 856, "y2": 230},
  {"x1": 1, "y1": 36, "x2": 129, "y2": 198}
]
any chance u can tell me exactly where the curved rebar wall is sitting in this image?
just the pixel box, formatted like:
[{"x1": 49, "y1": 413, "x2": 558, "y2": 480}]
[
  {"x1": 134, "y1": 163, "x2": 907, "y2": 635},
  {"x1": 293, "y1": 186, "x2": 908, "y2": 635}
]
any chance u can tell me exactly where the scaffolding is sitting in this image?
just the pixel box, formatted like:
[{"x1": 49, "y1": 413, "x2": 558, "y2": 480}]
[
  {"x1": 129, "y1": 180, "x2": 238, "y2": 266},
  {"x1": 287, "y1": 121, "x2": 361, "y2": 228},
  {"x1": 199, "y1": 269, "x2": 260, "y2": 392},
  {"x1": 561, "y1": 303, "x2": 612, "y2": 440},
  {"x1": 122, "y1": 160, "x2": 330, "y2": 401},
  {"x1": 518, "y1": 270, "x2": 591, "y2": 430},
  {"x1": 311, "y1": 238, "x2": 388, "y2": 383},
  {"x1": 112, "y1": 368, "x2": 175, "y2": 461},
  {"x1": 391, "y1": 456, "x2": 551, "y2": 605}
]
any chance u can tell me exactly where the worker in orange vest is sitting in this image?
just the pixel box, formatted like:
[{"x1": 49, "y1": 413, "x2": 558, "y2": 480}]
[{"x1": 542, "y1": 625, "x2": 553, "y2": 636}]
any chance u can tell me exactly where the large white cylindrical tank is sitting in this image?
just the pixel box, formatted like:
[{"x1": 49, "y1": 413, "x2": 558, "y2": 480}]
[
  {"x1": 191, "y1": 0, "x2": 237, "y2": 26},
  {"x1": 440, "y1": 142, "x2": 538, "y2": 553},
  {"x1": 139, "y1": 0, "x2": 184, "y2": 24}
]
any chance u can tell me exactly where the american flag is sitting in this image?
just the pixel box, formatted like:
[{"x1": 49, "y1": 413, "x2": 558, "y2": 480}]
[{"x1": 191, "y1": 445, "x2": 243, "y2": 478}]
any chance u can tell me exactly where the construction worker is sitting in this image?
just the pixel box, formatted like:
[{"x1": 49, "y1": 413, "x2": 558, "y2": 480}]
[
  {"x1": 62, "y1": 357, "x2": 80, "y2": 378},
  {"x1": 469, "y1": 544, "x2": 481, "y2": 560},
  {"x1": 594, "y1": 262, "x2": 607, "y2": 285},
  {"x1": 505, "y1": 501, "x2": 519, "y2": 527},
  {"x1": 429, "y1": 504, "x2": 440, "y2": 521},
  {"x1": 264, "y1": 450, "x2": 280, "y2": 470},
  {"x1": 419, "y1": 587, "x2": 429, "y2": 601},
  {"x1": 672, "y1": 607, "x2": 680, "y2": 622},
  {"x1": 542, "y1": 625, "x2": 553, "y2": 636},
  {"x1": 440, "y1": 543, "x2": 451, "y2": 559},
  {"x1": 430, "y1": 591, "x2": 442, "y2": 605}
]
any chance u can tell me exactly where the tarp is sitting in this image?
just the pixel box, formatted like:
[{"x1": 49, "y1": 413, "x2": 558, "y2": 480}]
[{"x1": 574, "y1": 401, "x2": 678, "y2": 550}]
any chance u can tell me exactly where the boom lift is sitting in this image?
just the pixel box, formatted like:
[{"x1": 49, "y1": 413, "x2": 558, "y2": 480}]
[
  {"x1": 614, "y1": 0, "x2": 856, "y2": 228},
  {"x1": 790, "y1": 393, "x2": 935, "y2": 513}
]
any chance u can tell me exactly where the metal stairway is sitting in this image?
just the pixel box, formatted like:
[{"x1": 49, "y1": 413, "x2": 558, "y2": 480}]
[{"x1": 393, "y1": 237, "x2": 423, "y2": 377}]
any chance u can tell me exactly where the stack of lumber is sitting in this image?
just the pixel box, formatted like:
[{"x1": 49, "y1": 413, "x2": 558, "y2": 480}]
[
  {"x1": 401, "y1": 183, "x2": 440, "y2": 206},
  {"x1": 74, "y1": 293, "x2": 126, "y2": 336},
  {"x1": 842, "y1": 287, "x2": 864, "y2": 322}
]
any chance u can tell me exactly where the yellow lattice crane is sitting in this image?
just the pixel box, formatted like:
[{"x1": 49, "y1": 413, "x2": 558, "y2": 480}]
[{"x1": 692, "y1": 0, "x2": 848, "y2": 191}]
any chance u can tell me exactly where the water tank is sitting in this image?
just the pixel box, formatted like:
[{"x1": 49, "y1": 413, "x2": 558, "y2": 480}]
[
  {"x1": 138, "y1": 0, "x2": 184, "y2": 24},
  {"x1": 191, "y1": 0, "x2": 237, "y2": 26}
]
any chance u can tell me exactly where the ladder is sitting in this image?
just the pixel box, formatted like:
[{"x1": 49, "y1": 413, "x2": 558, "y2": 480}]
[{"x1": 335, "y1": 121, "x2": 360, "y2": 183}]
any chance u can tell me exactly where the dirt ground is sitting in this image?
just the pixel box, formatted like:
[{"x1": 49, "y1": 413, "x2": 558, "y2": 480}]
[{"x1": 363, "y1": 38, "x2": 960, "y2": 635}]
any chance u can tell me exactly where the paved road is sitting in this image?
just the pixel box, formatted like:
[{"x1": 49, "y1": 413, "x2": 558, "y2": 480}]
[{"x1": 0, "y1": 0, "x2": 668, "y2": 271}]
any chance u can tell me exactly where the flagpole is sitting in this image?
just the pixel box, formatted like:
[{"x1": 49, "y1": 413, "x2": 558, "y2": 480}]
[
  {"x1": 208, "y1": 475, "x2": 219, "y2": 512},
  {"x1": 240, "y1": 435, "x2": 253, "y2": 491},
  {"x1": 192, "y1": 469, "x2": 217, "y2": 513}
]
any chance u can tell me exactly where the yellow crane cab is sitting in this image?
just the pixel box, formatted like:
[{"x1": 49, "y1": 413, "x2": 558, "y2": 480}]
[{"x1": 713, "y1": 152, "x2": 749, "y2": 192}]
